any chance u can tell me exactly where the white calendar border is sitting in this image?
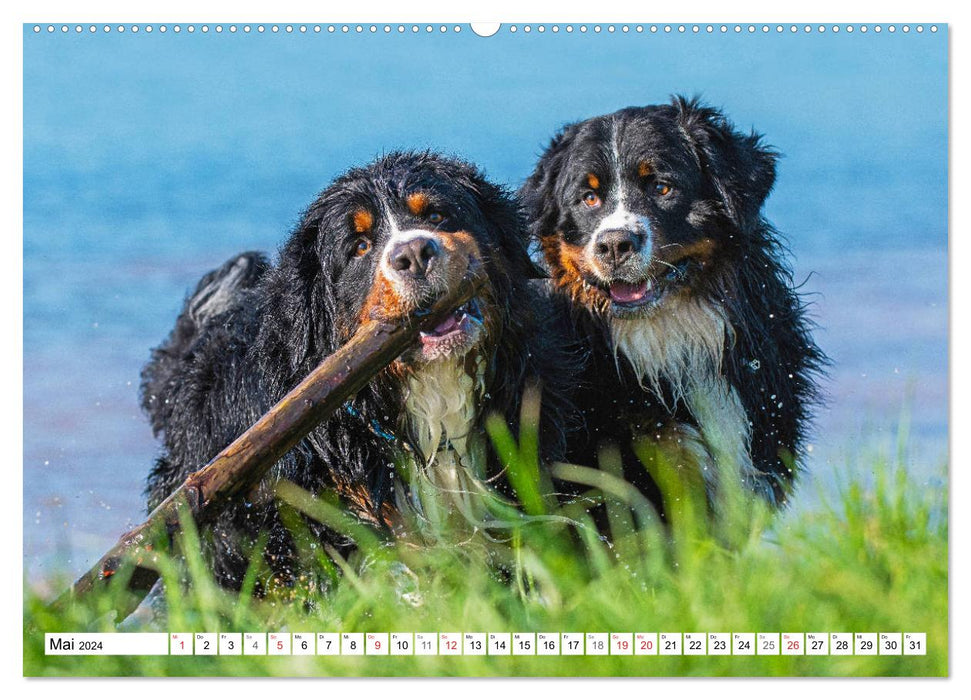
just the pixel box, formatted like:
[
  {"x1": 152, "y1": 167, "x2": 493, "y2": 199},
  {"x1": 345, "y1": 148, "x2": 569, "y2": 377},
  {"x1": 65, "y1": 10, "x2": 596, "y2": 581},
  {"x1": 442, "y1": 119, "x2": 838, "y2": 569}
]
[{"x1": 9, "y1": 0, "x2": 965, "y2": 697}]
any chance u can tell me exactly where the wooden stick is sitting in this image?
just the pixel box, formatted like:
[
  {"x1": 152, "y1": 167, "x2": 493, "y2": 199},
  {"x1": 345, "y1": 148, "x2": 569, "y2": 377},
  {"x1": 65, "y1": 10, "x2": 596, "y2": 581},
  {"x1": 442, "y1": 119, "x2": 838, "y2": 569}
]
[{"x1": 54, "y1": 265, "x2": 487, "y2": 618}]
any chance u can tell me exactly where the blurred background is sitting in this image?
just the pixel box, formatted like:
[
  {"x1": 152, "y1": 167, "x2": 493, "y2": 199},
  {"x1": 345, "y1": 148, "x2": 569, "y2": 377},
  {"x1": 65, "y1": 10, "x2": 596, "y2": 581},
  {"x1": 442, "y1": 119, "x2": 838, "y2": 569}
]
[{"x1": 23, "y1": 24, "x2": 947, "y2": 581}]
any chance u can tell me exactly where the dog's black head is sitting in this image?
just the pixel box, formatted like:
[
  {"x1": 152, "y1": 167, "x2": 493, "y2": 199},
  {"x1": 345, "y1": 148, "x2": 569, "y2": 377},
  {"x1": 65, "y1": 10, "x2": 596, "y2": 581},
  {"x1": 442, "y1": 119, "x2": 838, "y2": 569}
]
[
  {"x1": 279, "y1": 151, "x2": 538, "y2": 369},
  {"x1": 523, "y1": 96, "x2": 777, "y2": 320}
]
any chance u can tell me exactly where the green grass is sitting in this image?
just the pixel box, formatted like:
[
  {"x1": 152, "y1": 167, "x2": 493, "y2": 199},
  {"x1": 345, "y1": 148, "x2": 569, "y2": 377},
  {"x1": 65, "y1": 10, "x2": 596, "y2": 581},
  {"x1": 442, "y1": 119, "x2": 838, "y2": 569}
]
[{"x1": 24, "y1": 408, "x2": 948, "y2": 677}]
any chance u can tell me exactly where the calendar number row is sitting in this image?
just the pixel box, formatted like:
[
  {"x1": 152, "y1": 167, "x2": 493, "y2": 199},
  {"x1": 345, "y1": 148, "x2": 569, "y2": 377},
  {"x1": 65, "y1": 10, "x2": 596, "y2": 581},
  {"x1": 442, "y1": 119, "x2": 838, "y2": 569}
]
[
  {"x1": 46, "y1": 632, "x2": 926, "y2": 656},
  {"x1": 168, "y1": 632, "x2": 925, "y2": 657}
]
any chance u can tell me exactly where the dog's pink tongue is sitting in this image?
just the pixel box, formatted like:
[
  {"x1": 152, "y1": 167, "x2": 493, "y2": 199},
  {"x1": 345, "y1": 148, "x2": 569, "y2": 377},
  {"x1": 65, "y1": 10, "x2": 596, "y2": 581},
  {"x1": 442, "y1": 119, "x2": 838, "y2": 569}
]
[
  {"x1": 609, "y1": 281, "x2": 648, "y2": 303},
  {"x1": 431, "y1": 312, "x2": 461, "y2": 335}
]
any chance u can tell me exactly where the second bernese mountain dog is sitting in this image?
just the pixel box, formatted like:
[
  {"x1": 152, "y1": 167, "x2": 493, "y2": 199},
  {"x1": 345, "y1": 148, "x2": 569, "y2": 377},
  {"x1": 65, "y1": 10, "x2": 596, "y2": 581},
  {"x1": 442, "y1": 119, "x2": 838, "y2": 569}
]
[
  {"x1": 142, "y1": 151, "x2": 574, "y2": 591},
  {"x1": 522, "y1": 96, "x2": 824, "y2": 511}
]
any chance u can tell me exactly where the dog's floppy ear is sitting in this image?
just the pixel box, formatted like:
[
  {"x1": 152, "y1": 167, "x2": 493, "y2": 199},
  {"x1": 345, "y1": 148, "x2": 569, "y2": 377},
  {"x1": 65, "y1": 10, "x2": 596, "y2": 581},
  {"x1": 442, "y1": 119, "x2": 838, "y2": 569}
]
[
  {"x1": 673, "y1": 95, "x2": 778, "y2": 232},
  {"x1": 271, "y1": 203, "x2": 342, "y2": 365},
  {"x1": 520, "y1": 125, "x2": 580, "y2": 243},
  {"x1": 474, "y1": 178, "x2": 547, "y2": 279}
]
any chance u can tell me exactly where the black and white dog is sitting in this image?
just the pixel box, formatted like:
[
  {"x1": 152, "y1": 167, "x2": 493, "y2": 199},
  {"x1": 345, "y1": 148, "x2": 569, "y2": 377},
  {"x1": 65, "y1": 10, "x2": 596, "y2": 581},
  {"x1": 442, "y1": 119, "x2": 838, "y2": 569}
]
[
  {"x1": 522, "y1": 96, "x2": 823, "y2": 509},
  {"x1": 142, "y1": 152, "x2": 574, "y2": 591}
]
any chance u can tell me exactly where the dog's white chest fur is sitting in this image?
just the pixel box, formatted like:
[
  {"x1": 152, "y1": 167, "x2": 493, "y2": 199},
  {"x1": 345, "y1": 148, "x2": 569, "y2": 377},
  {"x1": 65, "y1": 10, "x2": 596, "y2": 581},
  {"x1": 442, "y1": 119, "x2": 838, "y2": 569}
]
[
  {"x1": 611, "y1": 296, "x2": 768, "y2": 500},
  {"x1": 397, "y1": 357, "x2": 490, "y2": 527}
]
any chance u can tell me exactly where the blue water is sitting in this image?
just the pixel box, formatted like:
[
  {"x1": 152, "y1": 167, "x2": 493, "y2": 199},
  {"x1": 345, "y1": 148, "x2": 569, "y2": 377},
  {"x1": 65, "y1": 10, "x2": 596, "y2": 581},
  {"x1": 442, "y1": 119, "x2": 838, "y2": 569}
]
[{"x1": 23, "y1": 25, "x2": 948, "y2": 581}]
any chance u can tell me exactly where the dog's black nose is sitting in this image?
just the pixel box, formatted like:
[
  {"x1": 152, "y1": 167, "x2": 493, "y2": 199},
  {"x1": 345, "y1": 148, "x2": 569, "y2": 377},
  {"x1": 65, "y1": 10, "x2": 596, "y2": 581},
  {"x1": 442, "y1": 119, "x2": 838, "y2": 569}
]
[
  {"x1": 389, "y1": 235, "x2": 442, "y2": 277},
  {"x1": 595, "y1": 229, "x2": 643, "y2": 268}
]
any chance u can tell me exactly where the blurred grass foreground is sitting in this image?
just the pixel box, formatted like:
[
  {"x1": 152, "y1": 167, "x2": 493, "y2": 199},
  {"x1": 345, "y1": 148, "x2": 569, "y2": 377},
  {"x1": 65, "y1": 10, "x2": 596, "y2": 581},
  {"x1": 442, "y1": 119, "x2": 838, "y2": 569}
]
[{"x1": 24, "y1": 397, "x2": 948, "y2": 677}]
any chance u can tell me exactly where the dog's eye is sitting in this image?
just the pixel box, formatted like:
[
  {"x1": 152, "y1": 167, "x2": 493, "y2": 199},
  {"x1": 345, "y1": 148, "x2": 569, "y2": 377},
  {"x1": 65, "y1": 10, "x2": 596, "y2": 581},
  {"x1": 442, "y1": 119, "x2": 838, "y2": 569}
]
[
  {"x1": 427, "y1": 211, "x2": 445, "y2": 224},
  {"x1": 583, "y1": 191, "x2": 602, "y2": 208},
  {"x1": 353, "y1": 237, "x2": 372, "y2": 257},
  {"x1": 655, "y1": 182, "x2": 672, "y2": 196}
]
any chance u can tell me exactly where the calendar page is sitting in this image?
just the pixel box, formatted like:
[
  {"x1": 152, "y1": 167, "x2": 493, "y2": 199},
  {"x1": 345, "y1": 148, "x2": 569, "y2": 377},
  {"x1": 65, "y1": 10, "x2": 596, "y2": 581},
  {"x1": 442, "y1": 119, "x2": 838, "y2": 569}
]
[{"x1": 22, "y1": 15, "x2": 948, "y2": 678}]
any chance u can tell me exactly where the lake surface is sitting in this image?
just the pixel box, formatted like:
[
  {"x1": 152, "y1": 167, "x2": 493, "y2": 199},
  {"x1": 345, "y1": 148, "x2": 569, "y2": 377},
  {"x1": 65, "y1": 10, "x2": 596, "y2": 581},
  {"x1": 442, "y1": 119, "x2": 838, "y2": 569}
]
[{"x1": 23, "y1": 25, "x2": 948, "y2": 580}]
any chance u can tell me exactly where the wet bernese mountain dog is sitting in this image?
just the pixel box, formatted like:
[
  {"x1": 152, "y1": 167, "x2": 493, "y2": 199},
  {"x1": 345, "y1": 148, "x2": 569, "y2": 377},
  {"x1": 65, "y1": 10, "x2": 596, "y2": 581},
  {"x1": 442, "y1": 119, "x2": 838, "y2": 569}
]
[
  {"x1": 522, "y1": 96, "x2": 823, "y2": 510},
  {"x1": 142, "y1": 151, "x2": 574, "y2": 591}
]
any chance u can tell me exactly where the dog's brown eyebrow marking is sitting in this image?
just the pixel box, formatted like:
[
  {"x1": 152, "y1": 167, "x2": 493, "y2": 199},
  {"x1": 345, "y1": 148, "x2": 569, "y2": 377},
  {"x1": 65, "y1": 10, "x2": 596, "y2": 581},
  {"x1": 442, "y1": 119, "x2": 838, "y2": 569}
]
[
  {"x1": 638, "y1": 161, "x2": 654, "y2": 178},
  {"x1": 586, "y1": 173, "x2": 600, "y2": 190},
  {"x1": 406, "y1": 192, "x2": 430, "y2": 216},
  {"x1": 352, "y1": 208, "x2": 374, "y2": 234}
]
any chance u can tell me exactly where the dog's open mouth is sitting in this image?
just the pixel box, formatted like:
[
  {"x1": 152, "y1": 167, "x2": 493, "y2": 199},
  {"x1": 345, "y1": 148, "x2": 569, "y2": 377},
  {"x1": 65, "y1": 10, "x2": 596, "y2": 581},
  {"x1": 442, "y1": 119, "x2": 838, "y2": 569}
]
[
  {"x1": 587, "y1": 259, "x2": 694, "y2": 315},
  {"x1": 418, "y1": 298, "x2": 484, "y2": 359},
  {"x1": 608, "y1": 280, "x2": 660, "y2": 307}
]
